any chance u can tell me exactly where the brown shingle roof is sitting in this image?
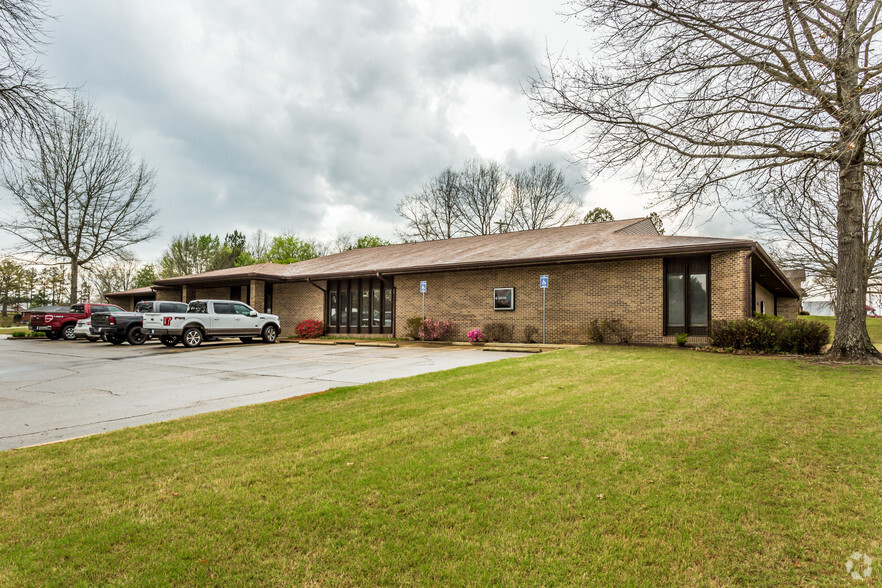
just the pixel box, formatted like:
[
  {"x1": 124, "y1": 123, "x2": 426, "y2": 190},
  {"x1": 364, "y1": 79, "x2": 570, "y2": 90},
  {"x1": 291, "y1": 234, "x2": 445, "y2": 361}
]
[
  {"x1": 152, "y1": 218, "x2": 756, "y2": 286},
  {"x1": 103, "y1": 286, "x2": 156, "y2": 297}
]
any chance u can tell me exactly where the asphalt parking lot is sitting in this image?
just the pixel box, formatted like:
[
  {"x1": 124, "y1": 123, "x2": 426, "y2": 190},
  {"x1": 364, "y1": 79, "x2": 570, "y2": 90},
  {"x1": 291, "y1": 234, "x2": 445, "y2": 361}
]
[{"x1": 0, "y1": 338, "x2": 527, "y2": 451}]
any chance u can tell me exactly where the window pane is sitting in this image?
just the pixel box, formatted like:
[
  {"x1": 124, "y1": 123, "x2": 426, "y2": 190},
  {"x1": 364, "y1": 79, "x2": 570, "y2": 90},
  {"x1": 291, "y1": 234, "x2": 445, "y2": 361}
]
[
  {"x1": 361, "y1": 289, "x2": 370, "y2": 327},
  {"x1": 371, "y1": 288, "x2": 381, "y2": 327},
  {"x1": 383, "y1": 289, "x2": 393, "y2": 327},
  {"x1": 350, "y1": 290, "x2": 359, "y2": 327},
  {"x1": 329, "y1": 290, "x2": 337, "y2": 327},
  {"x1": 689, "y1": 273, "x2": 708, "y2": 327},
  {"x1": 340, "y1": 289, "x2": 348, "y2": 328},
  {"x1": 233, "y1": 304, "x2": 252, "y2": 316},
  {"x1": 667, "y1": 273, "x2": 685, "y2": 328}
]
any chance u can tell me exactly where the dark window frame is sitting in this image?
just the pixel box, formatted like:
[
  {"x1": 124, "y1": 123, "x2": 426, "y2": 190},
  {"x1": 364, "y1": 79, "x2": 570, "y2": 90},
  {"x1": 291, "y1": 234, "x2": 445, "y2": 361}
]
[
  {"x1": 663, "y1": 256, "x2": 711, "y2": 336},
  {"x1": 325, "y1": 278, "x2": 394, "y2": 335}
]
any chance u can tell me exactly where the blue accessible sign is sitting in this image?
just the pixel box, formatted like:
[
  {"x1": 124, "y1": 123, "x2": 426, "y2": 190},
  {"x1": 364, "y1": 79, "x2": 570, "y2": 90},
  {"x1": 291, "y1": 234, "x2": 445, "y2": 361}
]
[
  {"x1": 540, "y1": 275, "x2": 549, "y2": 289},
  {"x1": 420, "y1": 281, "x2": 427, "y2": 293}
]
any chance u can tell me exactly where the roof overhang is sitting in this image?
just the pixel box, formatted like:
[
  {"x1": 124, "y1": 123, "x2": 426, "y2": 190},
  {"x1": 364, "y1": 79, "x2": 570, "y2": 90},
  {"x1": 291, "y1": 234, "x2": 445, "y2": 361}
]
[{"x1": 750, "y1": 244, "x2": 802, "y2": 299}]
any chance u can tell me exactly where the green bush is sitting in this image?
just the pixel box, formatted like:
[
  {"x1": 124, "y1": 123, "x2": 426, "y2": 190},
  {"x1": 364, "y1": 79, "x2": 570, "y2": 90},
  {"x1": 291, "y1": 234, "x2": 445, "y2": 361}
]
[
  {"x1": 709, "y1": 316, "x2": 830, "y2": 354},
  {"x1": 404, "y1": 317, "x2": 422, "y2": 340},
  {"x1": 11, "y1": 331, "x2": 25, "y2": 338},
  {"x1": 27, "y1": 331, "x2": 44, "y2": 338},
  {"x1": 482, "y1": 323, "x2": 514, "y2": 343},
  {"x1": 675, "y1": 332, "x2": 688, "y2": 347},
  {"x1": 778, "y1": 320, "x2": 831, "y2": 354}
]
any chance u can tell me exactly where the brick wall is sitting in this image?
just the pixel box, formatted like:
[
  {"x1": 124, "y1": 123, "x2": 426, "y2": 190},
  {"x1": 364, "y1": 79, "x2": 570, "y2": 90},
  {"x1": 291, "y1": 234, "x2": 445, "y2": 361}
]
[
  {"x1": 193, "y1": 286, "x2": 230, "y2": 301},
  {"x1": 777, "y1": 297, "x2": 799, "y2": 320},
  {"x1": 272, "y1": 281, "x2": 325, "y2": 335},
  {"x1": 106, "y1": 295, "x2": 134, "y2": 311},
  {"x1": 393, "y1": 259, "x2": 666, "y2": 344},
  {"x1": 250, "y1": 280, "x2": 266, "y2": 313},
  {"x1": 155, "y1": 288, "x2": 182, "y2": 302},
  {"x1": 710, "y1": 249, "x2": 750, "y2": 321}
]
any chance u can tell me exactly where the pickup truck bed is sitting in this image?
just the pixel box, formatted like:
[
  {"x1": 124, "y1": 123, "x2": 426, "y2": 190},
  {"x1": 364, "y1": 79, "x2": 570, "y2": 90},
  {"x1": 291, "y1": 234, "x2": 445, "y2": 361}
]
[{"x1": 92, "y1": 300, "x2": 190, "y2": 345}]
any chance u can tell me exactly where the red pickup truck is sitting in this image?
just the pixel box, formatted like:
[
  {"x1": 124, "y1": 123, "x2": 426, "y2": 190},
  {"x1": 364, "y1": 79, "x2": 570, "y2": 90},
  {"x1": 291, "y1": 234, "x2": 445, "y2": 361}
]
[{"x1": 28, "y1": 303, "x2": 124, "y2": 340}]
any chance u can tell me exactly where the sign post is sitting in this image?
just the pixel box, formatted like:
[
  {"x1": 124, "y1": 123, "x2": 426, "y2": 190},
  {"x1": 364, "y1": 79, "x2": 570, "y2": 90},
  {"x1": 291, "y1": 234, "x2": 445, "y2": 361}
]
[
  {"x1": 539, "y1": 275, "x2": 548, "y2": 344},
  {"x1": 420, "y1": 281, "x2": 427, "y2": 320}
]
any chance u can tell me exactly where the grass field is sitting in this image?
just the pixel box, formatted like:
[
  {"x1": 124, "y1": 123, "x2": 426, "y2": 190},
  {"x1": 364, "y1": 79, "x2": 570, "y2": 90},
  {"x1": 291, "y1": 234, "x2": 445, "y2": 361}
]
[
  {"x1": 0, "y1": 326, "x2": 29, "y2": 336},
  {"x1": 803, "y1": 315, "x2": 882, "y2": 345},
  {"x1": 1, "y1": 345, "x2": 881, "y2": 585}
]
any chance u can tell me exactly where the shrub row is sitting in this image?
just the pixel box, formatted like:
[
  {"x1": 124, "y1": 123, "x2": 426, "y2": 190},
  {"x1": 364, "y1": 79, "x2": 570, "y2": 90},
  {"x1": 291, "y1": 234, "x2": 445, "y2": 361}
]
[{"x1": 709, "y1": 315, "x2": 830, "y2": 354}]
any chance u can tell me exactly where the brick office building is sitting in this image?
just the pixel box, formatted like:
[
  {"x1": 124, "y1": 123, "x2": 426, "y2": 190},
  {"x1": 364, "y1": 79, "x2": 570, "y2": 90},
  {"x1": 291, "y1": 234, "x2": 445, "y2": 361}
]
[{"x1": 109, "y1": 218, "x2": 800, "y2": 344}]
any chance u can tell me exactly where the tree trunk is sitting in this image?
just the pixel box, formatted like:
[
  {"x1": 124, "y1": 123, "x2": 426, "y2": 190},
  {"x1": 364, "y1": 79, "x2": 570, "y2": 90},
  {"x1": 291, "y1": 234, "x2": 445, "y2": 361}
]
[
  {"x1": 828, "y1": 157, "x2": 880, "y2": 361},
  {"x1": 69, "y1": 262, "x2": 78, "y2": 305}
]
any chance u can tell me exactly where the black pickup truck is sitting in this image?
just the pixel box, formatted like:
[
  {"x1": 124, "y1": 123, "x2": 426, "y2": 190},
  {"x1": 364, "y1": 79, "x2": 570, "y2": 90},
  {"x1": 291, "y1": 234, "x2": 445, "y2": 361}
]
[{"x1": 91, "y1": 300, "x2": 189, "y2": 345}]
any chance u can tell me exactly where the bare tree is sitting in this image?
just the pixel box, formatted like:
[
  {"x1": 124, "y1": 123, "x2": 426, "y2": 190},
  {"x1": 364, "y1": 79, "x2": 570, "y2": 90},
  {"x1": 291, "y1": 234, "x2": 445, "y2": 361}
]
[
  {"x1": 249, "y1": 229, "x2": 271, "y2": 261},
  {"x1": 755, "y1": 162, "x2": 882, "y2": 303},
  {"x1": 0, "y1": 0, "x2": 60, "y2": 164},
  {"x1": 86, "y1": 258, "x2": 139, "y2": 299},
  {"x1": 503, "y1": 163, "x2": 582, "y2": 231},
  {"x1": 396, "y1": 167, "x2": 463, "y2": 241},
  {"x1": 529, "y1": 0, "x2": 882, "y2": 361},
  {"x1": 456, "y1": 159, "x2": 507, "y2": 236},
  {"x1": 1, "y1": 98, "x2": 159, "y2": 303}
]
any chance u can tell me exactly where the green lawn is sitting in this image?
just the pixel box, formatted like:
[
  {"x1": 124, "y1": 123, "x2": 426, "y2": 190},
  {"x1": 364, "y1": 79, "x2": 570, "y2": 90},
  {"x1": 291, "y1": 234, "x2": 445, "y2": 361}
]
[
  {"x1": 803, "y1": 315, "x2": 882, "y2": 345},
  {"x1": 2, "y1": 347, "x2": 881, "y2": 585},
  {"x1": 0, "y1": 326, "x2": 30, "y2": 336}
]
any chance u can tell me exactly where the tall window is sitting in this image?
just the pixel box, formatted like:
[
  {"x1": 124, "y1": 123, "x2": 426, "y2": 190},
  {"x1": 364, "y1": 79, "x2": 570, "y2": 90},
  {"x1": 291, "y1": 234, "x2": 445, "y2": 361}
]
[
  {"x1": 665, "y1": 257, "x2": 709, "y2": 335},
  {"x1": 325, "y1": 278, "x2": 394, "y2": 334}
]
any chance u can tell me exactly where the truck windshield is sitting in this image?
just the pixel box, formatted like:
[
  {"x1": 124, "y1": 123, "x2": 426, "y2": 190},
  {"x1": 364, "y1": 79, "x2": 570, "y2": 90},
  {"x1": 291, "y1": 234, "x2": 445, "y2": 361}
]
[
  {"x1": 188, "y1": 301, "x2": 209, "y2": 314},
  {"x1": 135, "y1": 302, "x2": 152, "y2": 313}
]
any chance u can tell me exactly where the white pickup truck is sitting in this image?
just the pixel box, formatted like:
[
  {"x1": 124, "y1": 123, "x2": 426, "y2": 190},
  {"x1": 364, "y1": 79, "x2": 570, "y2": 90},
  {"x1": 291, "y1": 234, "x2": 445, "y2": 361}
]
[{"x1": 143, "y1": 299, "x2": 282, "y2": 348}]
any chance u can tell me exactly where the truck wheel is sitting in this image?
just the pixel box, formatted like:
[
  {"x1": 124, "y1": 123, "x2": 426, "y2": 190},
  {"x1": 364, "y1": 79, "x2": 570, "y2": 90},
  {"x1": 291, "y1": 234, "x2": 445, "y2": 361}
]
[
  {"x1": 127, "y1": 326, "x2": 147, "y2": 345},
  {"x1": 62, "y1": 324, "x2": 77, "y2": 340},
  {"x1": 182, "y1": 327, "x2": 203, "y2": 348},
  {"x1": 239, "y1": 337, "x2": 253, "y2": 344},
  {"x1": 109, "y1": 334, "x2": 125, "y2": 345},
  {"x1": 261, "y1": 324, "x2": 278, "y2": 344},
  {"x1": 159, "y1": 335, "x2": 180, "y2": 347}
]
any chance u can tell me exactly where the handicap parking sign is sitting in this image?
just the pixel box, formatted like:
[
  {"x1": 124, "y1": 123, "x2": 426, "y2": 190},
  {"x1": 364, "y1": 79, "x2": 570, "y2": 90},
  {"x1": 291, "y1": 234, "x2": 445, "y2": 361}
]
[
  {"x1": 540, "y1": 275, "x2": 549, "y2": 289},
  {"x1": 420, "y1": 281, "x2": 427, "y2": 293}
]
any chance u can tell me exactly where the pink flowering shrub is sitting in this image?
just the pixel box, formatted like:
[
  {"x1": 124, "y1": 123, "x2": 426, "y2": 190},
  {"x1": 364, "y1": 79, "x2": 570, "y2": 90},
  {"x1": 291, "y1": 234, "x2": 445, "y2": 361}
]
[
  {"x1": 418, "y1": 318, "x2": 454, "y2": 341},
  {"x1": 296, "y1": 319, "x2": 325, "y2": 338},
  {"x1": 467, "y1": 328, "x2": 483, "y2": 342}
]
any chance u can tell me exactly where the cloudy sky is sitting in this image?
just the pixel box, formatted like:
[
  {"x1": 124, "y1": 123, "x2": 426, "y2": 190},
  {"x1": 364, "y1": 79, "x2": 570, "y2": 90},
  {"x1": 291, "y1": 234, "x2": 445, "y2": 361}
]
[{"x1": 1, "y1": 0, "x2": 754, "y2": 262}]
